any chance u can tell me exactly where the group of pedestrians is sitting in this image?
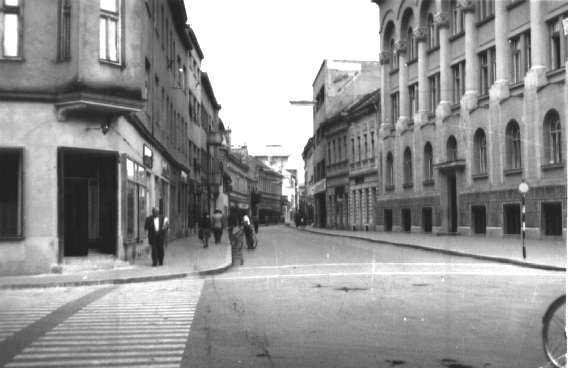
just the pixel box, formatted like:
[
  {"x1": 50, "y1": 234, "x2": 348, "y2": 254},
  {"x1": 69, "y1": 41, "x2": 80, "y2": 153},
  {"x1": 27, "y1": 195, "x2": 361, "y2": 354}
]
[{"x1": 143, "y1": 206, "x2": 258, "y2": 267}]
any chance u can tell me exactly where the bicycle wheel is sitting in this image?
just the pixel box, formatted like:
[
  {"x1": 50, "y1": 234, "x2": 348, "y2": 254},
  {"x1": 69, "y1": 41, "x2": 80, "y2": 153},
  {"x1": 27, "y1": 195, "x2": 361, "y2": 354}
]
[{"x1": 543, "y1": 294, "x2": 566, "y2": 368}]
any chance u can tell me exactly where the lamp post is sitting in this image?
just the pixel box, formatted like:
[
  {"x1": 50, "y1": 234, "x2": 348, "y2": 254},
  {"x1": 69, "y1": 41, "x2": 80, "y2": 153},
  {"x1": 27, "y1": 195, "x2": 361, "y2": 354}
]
[{"x1": 518, "y1": 179, "x2": 529, "y2": 259}]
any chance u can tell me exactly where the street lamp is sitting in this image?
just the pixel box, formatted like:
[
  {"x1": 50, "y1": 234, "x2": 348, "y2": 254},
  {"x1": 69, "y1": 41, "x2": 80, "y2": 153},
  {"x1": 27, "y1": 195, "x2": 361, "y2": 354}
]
[{"x1": 518, "y1": 179, "x2": 529, "y2": 259}]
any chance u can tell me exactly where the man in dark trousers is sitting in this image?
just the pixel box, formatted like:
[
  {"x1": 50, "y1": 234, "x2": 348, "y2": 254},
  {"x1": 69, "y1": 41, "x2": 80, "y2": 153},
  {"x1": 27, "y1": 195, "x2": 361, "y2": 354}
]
[{"x1": 144, "y1": 207, "x2": 169, "y2": 266}]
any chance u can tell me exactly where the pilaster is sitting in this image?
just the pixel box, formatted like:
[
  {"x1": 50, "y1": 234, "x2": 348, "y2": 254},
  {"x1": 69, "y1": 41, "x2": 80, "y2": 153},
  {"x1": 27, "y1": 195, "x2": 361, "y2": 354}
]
[
  {"x1": 527, "y1": 0, "x2": 548, "y2": 87},
  {"x1": 435, "y1": 11, "x2": 451, "y2": 120},
  {"x1": 415, "y1": 27, "x2": 429, "y2": 126}
]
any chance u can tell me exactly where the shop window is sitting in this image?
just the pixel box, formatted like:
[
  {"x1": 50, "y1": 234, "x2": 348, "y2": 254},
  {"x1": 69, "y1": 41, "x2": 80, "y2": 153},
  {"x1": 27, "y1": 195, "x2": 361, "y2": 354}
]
[
  {"x1": 503, "y1": 203, "x2": 520, "y2": 235},
  {"x1": 0, "y1": 149, "x2": 23, "y2": 238},
  {"x1": 422, "y1": 207, "x2": 432, "y2": 233},
  {"x1": 542, "y1": 202, "x2": 562, "y2": 236},
  {"x1": 125, "y1": 158, "x2": 149, "y2": 243},
  {"x1": 472, "y1": 205, "x2": 487, "y2": 234}
]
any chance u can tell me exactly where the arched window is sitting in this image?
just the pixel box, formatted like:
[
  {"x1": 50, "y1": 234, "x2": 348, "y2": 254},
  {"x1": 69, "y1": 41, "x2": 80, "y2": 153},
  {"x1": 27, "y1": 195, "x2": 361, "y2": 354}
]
[
  {"x1": 506, "y1": 120, "x2": 522, "y2": 169},
  {"x1": 424, "y1": 142, "x2": 434, "y2": 182},
  {"x1": 428, "y1": 13, "x2": 437, "y2": 49},
  {"x1": 447, "y1": 136, "x2": 458, "y2": 161},
  {"x1": 407, "y1": 27, "x2": 416, "y2": 60},
  {"x1": 403, "y1": 147, "x2": 413, "y2": 185},
  {"x1": 473, "y1": 129, "x2": 488, "y2": 175},
  {"x1": 386, "y1": 152, "x2": 394, "y2": 187},
  {"x1": 390, "y1": 39, "x2": 398, "y2": 69},
  {"x1": 544, "y1": 110, "x2": 562, "y2": 165}
]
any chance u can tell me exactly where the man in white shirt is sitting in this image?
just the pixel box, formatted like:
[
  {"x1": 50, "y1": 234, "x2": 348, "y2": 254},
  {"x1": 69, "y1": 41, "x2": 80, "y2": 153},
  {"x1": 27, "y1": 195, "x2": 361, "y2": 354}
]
[{"x1": 144, "y1": 207, "x2": 168, "y2": 266}]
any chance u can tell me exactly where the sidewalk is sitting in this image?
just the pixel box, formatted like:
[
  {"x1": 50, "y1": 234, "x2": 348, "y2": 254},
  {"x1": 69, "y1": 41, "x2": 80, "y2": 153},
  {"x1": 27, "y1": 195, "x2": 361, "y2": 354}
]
[
  {"x1": 299, "y1": 226, "x2": 566, "y2": 271},
  {"x1": 0, "y1": 235, "x2": 232, "y2": 289}
]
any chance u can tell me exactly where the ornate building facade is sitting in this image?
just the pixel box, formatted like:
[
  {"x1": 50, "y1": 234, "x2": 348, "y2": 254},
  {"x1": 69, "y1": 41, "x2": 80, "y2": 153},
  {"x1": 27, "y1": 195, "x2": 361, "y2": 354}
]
[{"x1": 373, "y1": 0, "x2": 567, "y2": 238}]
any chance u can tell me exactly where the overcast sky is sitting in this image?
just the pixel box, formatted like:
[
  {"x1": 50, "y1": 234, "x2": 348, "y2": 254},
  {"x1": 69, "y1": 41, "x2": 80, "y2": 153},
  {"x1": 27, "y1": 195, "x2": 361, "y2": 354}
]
[{"x1": 184, "y1": 0, "x2": 380, "y2": 183}]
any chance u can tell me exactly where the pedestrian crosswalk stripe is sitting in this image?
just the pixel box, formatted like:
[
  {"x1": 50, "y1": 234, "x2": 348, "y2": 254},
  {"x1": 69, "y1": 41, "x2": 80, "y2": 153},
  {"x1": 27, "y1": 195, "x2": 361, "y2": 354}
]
[{"x1": 5, "y1": 278, "x2": 204, "y2": 368}]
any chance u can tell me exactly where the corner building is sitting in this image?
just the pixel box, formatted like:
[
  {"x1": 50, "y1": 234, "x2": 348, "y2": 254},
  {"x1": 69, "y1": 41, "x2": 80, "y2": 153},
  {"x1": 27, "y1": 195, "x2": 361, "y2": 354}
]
[
  {"x1": 0, "y1": 0, "x2": 218, "y2": 275},
  {"x1": 373, "y1": 0, "x2": 567, "y2": 238}
]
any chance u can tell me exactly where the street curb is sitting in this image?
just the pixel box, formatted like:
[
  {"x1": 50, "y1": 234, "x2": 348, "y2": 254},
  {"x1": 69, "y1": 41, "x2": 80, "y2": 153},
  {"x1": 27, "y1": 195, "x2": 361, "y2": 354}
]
[
  {"x1": 0, "y1": 244, "x2": 233, "y2": 290},
  {"x1": 298, "y1": 228, "x2": 566, "y2": 272}
]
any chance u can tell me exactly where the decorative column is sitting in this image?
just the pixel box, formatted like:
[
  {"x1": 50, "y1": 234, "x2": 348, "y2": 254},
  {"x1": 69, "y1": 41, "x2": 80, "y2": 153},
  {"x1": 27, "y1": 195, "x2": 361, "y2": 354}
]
[
  {"x1": 434, "y1": 10, "x2": 451, "y2": 119},
  {"x1": 414, "y1": 26, "x2": 429, "y2": 125},
  {"x1": 460, "y1": 0, "x2": 478, "y2": 110},
  {"x1": 490, "y1": 0, "x2": 510, "y2": 101},
  {"x1": 527, "y1": 0, "x2": 548, "y2": 87},
  {"x1": 395, "y1": 39, "x2": 409, "y2": 131},
  {"x1": 379, "y1": 51, "x2": 392, "y2": 135}
]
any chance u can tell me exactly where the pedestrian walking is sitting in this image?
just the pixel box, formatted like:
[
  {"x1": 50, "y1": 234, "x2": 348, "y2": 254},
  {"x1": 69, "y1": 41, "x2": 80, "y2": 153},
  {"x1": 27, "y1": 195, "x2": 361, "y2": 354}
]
[
  {"x1": 144, "y1": 207, "x2": 169, "y2": 267},
  {"x1": 212, "y1": 209, "x2": 224, "y2": 244},
  {"x1": 198, "y1": 212, "x2": 211, "y2": 248}
]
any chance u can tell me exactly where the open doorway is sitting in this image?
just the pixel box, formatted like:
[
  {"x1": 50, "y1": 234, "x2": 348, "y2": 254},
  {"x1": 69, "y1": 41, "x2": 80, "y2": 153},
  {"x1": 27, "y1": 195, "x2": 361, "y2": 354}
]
[{"x1": 59, "y1": 148, "x2": 117, "y2": 258}]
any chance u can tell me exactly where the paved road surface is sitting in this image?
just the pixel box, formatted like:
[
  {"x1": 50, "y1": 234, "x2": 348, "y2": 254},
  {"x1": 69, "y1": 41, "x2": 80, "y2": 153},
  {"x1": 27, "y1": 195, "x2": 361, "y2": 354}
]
[{"x1": 0, "y1": 226, "x2": 564, "y2": 368}]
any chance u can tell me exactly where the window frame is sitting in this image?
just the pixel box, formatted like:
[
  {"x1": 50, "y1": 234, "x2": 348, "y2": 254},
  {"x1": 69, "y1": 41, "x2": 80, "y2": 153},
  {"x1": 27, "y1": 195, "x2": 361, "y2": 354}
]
[
  {"x1": 428, "y1": 73, "x2": 440, "y2": 113},
  {"x1": 451, "y1": 61, "x2": 465, "y2": 105},
  {"x1": 386, "y1": 152, "x2": 394, "y2": 188},
  {"x1": 1, "y1": 0, "x2": 23, "y2": 59},
  {"x1": 423, "y1": 142, "x2": 434, "y2": 183},
  {"x1": 391, "y1": 92, "x2": 400, "y2": 124},
  {"x1": 0, "y1": 147, "x2": 24, "y2": 240},
  {"x1": 506, "y1": 120, "x2": 522, "y2": 170},
  {"x1": 403, "y1": 147, "x2": 413, "y2": 187},
  {"x1": 543, "y1": 110, "x2": 563, "y2": 166},
  {"x1": 99, "y1": 0, "x2": 122, "y2": 64},
  {"x1": 548, "y1": 14, "x2": 568, "y2": 71},
  {"x1": 474, "y1": 129, "x2": 488, "y2": 175}
]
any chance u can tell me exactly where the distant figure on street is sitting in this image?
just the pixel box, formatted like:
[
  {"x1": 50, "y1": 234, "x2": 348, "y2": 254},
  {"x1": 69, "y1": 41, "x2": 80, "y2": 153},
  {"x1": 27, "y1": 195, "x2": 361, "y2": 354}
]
[
  {"x1": 253, "y1": 215, "x2": 259, "y2": 234},
  {"x1": 198, "y1": 212, "x2": 211, "y2": 248},
  {"x1": 212, "y1": 209, "x2": 224, "y2": 244},
  {"x1": 144, "y1": 207, "x2": 169, "y2": 267}
]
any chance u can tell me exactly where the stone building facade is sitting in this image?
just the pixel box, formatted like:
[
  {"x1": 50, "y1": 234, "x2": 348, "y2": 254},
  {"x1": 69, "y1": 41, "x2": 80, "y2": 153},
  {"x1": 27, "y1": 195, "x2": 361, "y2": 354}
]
[
  {"x1": 373, "y1": 0, "x2": 567, "y2": 238},
  {"x1": 0, "y1": 0, "x2": 224, "y2": 275}
]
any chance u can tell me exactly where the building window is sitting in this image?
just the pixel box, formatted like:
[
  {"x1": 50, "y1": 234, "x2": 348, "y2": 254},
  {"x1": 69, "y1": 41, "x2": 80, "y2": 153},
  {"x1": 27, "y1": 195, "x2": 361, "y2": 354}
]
[
  {"x1": 407, "y1": 27, "x2": 416, "y2": 60},
  {"x1": 351, "y1": 138, "x2": 355, "y2": 161},
  {"x1": 450, "y1": 0, "x2": 464, "y2": 36},
  {"x1": 429, "y1": 73, "x2": 440, "y2": 113},
  {"x1": 549, "y1": 15, "x2": 568, "y2": 70},
  {"x1": 0, "y1": 148, "x2": 23, "y2": 238},
  {"x1": 424, "y1": 142, "x2": 434, "y2": 182},
  {"x1": 409, "y1": 83, "x2": 418, "y2": 123},
  {"x1": 386, "y1": 152, "x2": 394, "y2": 187},
  {"x1": 422, "y1": 207, "x2": 433, "y2": 233},
  {"x1": 451, "y1": 61, "x2": 465, "y2": 104},
  {"x1": 403, "y1": 147, "x2": 413, "y2": 186},
  {"x1": 357, "y1": 136, "x2": 361, "y2": 161},
  {"x1": 391, "y1": 92, "x2": 399, "y2": 124},
  {"x1": 370, "y1": 132, "x2": 375, "y2": 158},
  {"x1": 99, "y1": 0, "x2": 121, "y2": 63},
  {"x1": 428, "y1": 13, "x2": 438, "y2": 49},
  {"x1": 337, "y1": 137, "x2": 342, "y2": 161},
  {"x1": 506, "y1": 120, "x2": 522, "y2": 169},
  {"x1": 544, "y1": 110, "x2": 562, "y2": 165},
  {"x1": 390, "y1": 39, "x2": 398, "y2": 69},
  {"x1": 1, "y1": 0, "x2": 21, "y2": 58},
  {"x1": 384, "y1": 209, "x2": 393, "y2": 231},
  {"x1": 126, "y1": 158, "x2": 148, "y2": 243},
  {"x1": 58, "y1": 0, "x2": 71, "y2": 61},
  {"x1": 479, "y1": 47, "x2": 496, "y2": 96},
  {"x1": 474, "y1": 129, "x2": 488, "y2": 175},
  {"x1": 447, "y1": 135, "x2": 458, "y2": 161},
  {"x1": 364, "y1": 134, "x2": 368, "y2": 159},
  {"x1": 477, "y1": 0, "x2": 494, "y2": 21},
  {"x1": 401, "y1": 208, "x2": 411, "y2": 232},
  {"x1": 510, "y1": 31, "x2": 530, "y2": 84}
]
